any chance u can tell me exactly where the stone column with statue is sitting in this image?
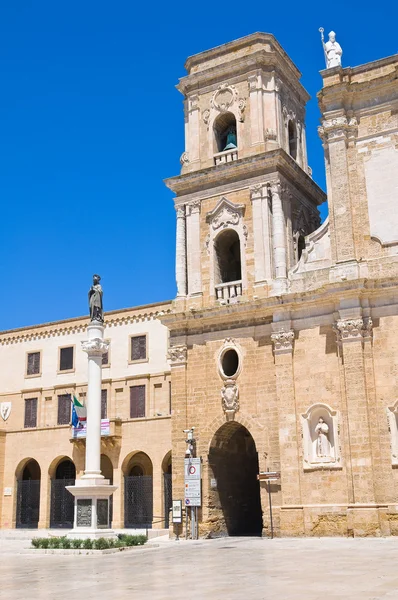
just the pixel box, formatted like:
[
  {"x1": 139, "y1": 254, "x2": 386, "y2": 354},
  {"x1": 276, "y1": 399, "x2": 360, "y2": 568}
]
[{"x1": 66, "y1": 275, "x2": 117, "y2": 540}]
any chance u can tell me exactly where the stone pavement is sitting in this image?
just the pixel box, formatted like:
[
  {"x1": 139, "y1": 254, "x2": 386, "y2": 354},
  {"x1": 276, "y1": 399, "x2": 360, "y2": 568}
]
[{"x1": 1, "y1": 536, "x2": 398, "y2": 599}]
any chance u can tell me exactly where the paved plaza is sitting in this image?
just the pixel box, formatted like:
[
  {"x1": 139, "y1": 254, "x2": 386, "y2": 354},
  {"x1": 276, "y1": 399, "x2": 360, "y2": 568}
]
[{"x1": 1, "y1": 535, "x2": 398, "y2": 599}]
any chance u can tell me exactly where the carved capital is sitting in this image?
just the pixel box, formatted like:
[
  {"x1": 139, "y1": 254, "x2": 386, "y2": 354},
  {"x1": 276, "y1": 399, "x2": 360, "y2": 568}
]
[
  {"x1": 268, "y1": 180, "x2": 281, "y2": 197},
  {"x1": 271, "y1": 330, "x2": 294, "y2": 354},
  {"x1": 249, "y1": 183, "x2": 264, "y2": 200},
  {"x1": 333, "y1": 317, "x2": 373, "y2": 343},
  {"x1": 176, "y1": 205, "x2": 186, "y2": 219},
  {"x1": 81, "y1": 338, "x2": 109, "y2": 356},
  {"x1": 186, "y1": 200, "x2": 201, "y2": 215},
  {"x1": 168, "y1": 344, "x2": 187, "y2": 366},
  {"x1": 188, "y1": 94, "x2": 199, "y2": 112}
]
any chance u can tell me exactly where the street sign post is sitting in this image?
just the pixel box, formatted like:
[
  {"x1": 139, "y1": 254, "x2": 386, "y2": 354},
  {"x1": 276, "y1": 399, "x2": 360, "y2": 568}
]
[
  {"x1": 184, "y1": 457, "x2": 201, "y2": 539},
  {"x1": 257, "y1": 470, "x2": 281, "y2": 539}
]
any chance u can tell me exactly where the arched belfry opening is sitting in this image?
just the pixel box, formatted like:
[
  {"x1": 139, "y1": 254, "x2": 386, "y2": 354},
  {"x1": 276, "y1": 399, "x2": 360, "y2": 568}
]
[
  {"x1": 288, "y1": 120, "x2": 297, "y2": 160},
  {"x1": 214, "y1": 112, "x2": 237, "y2": 153},
  {"x1": 208, "y1": 423, "x2": 262, "y2": 536},
  {"x1": 214, "y1": 229, "x2": 242, "y2": 285}
]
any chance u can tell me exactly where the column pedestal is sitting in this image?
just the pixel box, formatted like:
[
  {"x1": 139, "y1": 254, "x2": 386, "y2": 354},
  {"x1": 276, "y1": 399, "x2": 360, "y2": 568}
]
[{"x1": 67, "y1": 323, "x2": 118, "y2": 540}]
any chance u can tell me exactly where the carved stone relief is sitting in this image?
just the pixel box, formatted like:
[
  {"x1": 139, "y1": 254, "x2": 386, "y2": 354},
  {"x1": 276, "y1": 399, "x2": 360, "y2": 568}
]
[
  {"x1": 0, "y1": 402, "x2": 11, "y2": 421},
  {"x1": 301, "y1": 403, "x2": 341, "y2": 470},
  {"x1": 221, "y1": 379, "x2": 239, "y2": 420},
  {"x1": 168, "y1": 344, "x2": 188, "y2": 366}
]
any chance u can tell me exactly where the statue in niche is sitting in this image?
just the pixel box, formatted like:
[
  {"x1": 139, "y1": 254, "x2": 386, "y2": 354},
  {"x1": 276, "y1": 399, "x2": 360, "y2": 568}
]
[
  {"x1": 315, "y1": 417, "x2": 331, "y2": 457},
  {"x1": 88, "y1": 274, "x2": 104, "y2": 323}
]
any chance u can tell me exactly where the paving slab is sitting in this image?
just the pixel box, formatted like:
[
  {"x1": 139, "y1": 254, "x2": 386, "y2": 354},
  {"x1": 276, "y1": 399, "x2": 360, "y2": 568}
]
[{"x1": 1, "y1": 536, "x2": 398, "y2": 599}]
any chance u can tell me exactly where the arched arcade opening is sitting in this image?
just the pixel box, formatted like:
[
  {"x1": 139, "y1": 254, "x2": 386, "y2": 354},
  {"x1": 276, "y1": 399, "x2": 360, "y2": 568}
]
[
  {"x1": 162, "y1": 452, "x2": 172, "y2": 528},
  {"x1": 208, "y1": 422, "x2": 262, "y2": 536},
  {"x1": 16, "y1": 459, "x2": 41, "y2": 528},
  {"x1": 50, "y1": 458, "x2": 76, "y2": 528},
  {"x1": 123, "y1": 452, "x2": 153, "y2": 529}
]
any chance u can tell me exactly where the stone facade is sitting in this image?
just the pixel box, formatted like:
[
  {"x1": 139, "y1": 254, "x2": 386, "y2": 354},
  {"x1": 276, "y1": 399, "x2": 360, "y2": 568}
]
[
  {"x1": 163, "y1": 34, "x2": 398, "y2": 537},
  {"x1": 0, "y1": 302, "x2": 172, "y2": 529}
]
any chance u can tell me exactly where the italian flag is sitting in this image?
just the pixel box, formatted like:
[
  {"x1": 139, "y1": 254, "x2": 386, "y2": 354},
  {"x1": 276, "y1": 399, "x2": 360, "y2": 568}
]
[{"x1": 73, "y1": 395, "x2": 86, "y2": 423}]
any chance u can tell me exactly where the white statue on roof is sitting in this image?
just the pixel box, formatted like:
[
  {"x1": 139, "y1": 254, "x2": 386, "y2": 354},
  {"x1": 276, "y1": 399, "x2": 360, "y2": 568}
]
[{"x1": 319, "y1": 29, "x2": 343, "y2": 69}]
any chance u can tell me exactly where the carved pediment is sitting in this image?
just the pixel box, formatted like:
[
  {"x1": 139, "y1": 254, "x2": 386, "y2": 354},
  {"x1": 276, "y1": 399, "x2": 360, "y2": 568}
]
[{"x1": 206, "y1": 197, "x2": 245, "y2": 231}]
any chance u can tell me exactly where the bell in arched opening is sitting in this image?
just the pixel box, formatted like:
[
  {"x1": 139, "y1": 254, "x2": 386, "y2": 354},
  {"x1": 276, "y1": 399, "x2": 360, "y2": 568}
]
[{"x1": 223, "y1": 127, "x2": 237, "y2": 151}]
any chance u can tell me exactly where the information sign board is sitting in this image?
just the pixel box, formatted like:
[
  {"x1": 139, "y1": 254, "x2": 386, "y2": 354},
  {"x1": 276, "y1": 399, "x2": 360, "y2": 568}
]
[
  {"x1": 172, "y1": 500, "x2": 182, "y2": 524},
  {"x1": 184, "y1": 480, "x2": 201, "y2": 506},
  {"x1": 184, "y1": 457, "x2": 201, "y2": 480}
]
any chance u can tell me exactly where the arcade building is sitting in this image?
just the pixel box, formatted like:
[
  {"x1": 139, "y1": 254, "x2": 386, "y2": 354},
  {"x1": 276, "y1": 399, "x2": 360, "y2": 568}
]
[{"x1": 1, "y1": 32, "x2": 398, "y2": 537}]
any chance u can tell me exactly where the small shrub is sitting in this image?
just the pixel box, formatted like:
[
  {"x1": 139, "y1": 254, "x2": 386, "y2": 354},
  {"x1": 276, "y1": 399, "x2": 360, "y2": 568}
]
[
  {"x1": 83, "y1": 538, "x2": 93, "y2": 549},
  {"x1": 40, "y1": 538, "x2": 50, "y2": 549},
  {"x1": 95, "y1": 538, "x2": 109, "y2": 550},
  {"x1": 118, "y1": 534, "x2": 147, "y2": 547},
  {"x1": 107, "y1": 539, "x2": 115, "y2": 548},
  {"x1": 49, "y1": 537, "x2": 61, "y2": 549},
  {"x1": 61, "y1": 537, "x2": 71, "y2": 549},
  {"x1": 71, "y1": 539, "x2": 83, "y2": 549},
  {"x1": 31, "y1": 538, "x2": 40, "y2": 548}
]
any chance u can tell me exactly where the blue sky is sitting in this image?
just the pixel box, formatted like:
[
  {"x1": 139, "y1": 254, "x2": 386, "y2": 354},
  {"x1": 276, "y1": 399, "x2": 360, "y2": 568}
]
[{"x1": 0, "y1": 1, "x2": 397, "y2": 330}]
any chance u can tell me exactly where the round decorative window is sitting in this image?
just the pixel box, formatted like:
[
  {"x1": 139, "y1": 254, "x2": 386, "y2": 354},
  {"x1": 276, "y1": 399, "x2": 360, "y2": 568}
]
[{"x1": 220, "y1": 348, "x2": 240, "y2": 378}]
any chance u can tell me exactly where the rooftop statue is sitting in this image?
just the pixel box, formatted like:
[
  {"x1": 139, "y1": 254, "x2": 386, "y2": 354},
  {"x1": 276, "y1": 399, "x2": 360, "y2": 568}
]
[
  {"x1": 88, "y1": 274, "x2": 104, "y2": 323},
  {"x1": 319, "y1": 28, "x2": 343, "y2": 69}
]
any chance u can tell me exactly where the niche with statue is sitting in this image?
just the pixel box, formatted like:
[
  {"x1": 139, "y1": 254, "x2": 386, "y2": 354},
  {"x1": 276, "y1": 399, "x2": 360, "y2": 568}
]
[{"x1": 300, "y1": 403, "x2": 341, "y2": 471}]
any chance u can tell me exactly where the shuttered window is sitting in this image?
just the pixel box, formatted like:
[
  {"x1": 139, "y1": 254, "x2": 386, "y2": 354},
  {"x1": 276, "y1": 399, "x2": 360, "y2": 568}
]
[
  {"x1": 58, "y1": 394, "x2": 71, "y2": 425},
  {"x1": 24, "y1": 398, "x2": 38, "y2": 428},
  {"x1": 101, "y1": 389, "x2": 107, "y2": 420},
  {"x1": 130, "y1": 385, "x2": 145, "y2": 418},
  {"x1": 130, "y1": 335, "x2": 147, "y2": 361},
  {"x1": 59, "y1": 347, "x2": 74, "y2": 371},
  {"x1": 26, "y1": 352, "x2": 41, "y2": 376}
]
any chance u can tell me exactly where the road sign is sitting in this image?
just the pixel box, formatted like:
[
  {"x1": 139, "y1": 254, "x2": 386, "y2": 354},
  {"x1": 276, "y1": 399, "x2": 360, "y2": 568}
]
[
  {"x1": 184, "y1": 457, "x2": 201, "y2": 480},
  {"x1": 184, "y1": 480, "x2": 201, "y2": 506},
  {"x1": 257, "y1": 471, "x2": 281, "y2": 481}
]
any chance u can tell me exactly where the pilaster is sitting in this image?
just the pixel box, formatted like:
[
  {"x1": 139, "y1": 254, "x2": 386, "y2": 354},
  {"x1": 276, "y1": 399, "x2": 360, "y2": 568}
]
[
  {"x1": 175, "y1": 206, "x2": 187, "y2": 297},
  {"x1": 271, "y1": 326, "x2": 303, "y2": 535},
  {"x1": 334, "y1": 317, "x2": 376, "y2": 505},
  {"x1": 270, "y1": 181, "x2": 288, "y2": 294},
  {"x1": 250, "y1": 183, "x2": 272, "y2": 287},
  {"x1": 168, "y1": 345, "x2": 188, "y2": 506}
]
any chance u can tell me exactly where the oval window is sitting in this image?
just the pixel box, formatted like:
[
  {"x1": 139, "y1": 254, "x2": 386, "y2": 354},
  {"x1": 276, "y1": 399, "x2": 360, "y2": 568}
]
[{"x1": 221, "y1": 348, "x2": 239, "y2": 378}]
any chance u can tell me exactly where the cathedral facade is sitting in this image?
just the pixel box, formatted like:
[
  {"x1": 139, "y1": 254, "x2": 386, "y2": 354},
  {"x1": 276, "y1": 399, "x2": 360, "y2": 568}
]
[
  {"x1": 164, "y1": 33, "x2": 398, "y2": 537},
  {"x1": 1, "y1": 32, "x2": 398, "y2": 538}
]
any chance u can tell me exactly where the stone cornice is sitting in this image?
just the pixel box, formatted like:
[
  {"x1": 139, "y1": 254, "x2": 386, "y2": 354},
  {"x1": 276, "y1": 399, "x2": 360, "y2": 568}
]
[
  {"x1": 160, "y1": 277, "x2": 398, "y2": 335},
  {"x1": 0, "y1": 305, "x2": 172, "y2": 346},
  {"x1": 164, "y1": 149, "x2": 326, "y2": 207}
]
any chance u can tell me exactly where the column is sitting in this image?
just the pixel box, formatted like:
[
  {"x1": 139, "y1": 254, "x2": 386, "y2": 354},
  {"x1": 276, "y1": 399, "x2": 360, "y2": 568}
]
[
  {"x1": 248, "y1": 73, "x2": 264, "y2": 146},
  {"x1": 186, "y1": 200, "x2": 202, "y2": 296},
  {"x1": 250, "y1": 184, "x2": 266, "y2": 285},
  {"x1": 187, "y1": 94, "x2": 200, "y2": 163},
  {"x1": 175, "y1": 206, "x2": 187, "y2": 297},
  {"x1": 270, "y1": 181, "x2": 288, "y2": 294},
  {"x1": 271, "y1": 327, "x2": 304, "y2": 535},
  {"x1": 66, "y1": 324, "x2": 117, "y2": 539}
]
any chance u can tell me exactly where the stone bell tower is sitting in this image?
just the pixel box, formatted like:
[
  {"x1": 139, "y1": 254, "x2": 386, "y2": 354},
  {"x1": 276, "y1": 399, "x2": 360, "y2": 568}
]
[{"x1": 165, "y1": 32, "x2": 325, "y2": 306}]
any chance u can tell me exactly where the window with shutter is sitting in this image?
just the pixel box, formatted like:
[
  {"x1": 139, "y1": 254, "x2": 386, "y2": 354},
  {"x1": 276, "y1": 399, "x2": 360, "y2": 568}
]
[
  {"x1": 130, "y1": 385, "x2": 146, "y2": 418},
  {"x1": 130, "y1": 335, "x2": 147, "y2": 362},
  {"x1": 24, "y1": 398, "x2": 38, "y2": 428},
  {"x1": 59, "y1": 347, "x2": 74, "y2": 371},
  {"x1": 27, "y1": 352, "x2": 41, "y2": 376},
  {"x1": 101, "y1": 389, "x2": 107, "y2": 419},
  {"x1": 57, "y1": 394, "x2": 71, "y2": 425}
]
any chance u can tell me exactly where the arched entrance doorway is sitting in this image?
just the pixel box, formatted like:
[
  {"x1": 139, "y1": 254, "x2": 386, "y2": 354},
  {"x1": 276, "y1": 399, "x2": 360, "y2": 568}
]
[
  {"x1": 162, "y1": 452, "x2": 172, "y2": 528},
  {"x1": 101, "y1": 454, "x2": 113, "y2": 526},
  {"x1": 50, "y1": 459, "x2": 76, "y2": 528},
  {"x1": 208, "y1": 422, "x2": 262, "y2": 536},
  {"x1": 16, "y1": 459, "x2": 41, "y2": 528},
  {"x1": 123, "y1": 452, "x2": 153, "y2": 529}
]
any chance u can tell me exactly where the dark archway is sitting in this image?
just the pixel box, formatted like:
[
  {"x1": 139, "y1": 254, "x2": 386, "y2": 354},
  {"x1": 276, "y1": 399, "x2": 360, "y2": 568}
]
[
  {"x1": 209, "y1": 423, "x2": 262, "y2": 536},
  {"x1": 50, "y1": 458, "x2": 76, "y2": 528},
  {"x1": 214, "y1": 229, "x2": 242, "y2": 284},
  {"x1": 162, "y1": 452, "x2": 172, "y2": 528},
  {"x1": 16, "y1": 459, "x2": 41, "y2": 528},
  {"x1": 288, "y1": 120, "x2": 297, "y2": 160},
  {"x1": 101, "y1": 454, "x2": 114, "y2": 526},
  {"x1": 123, "y1": 452, "x2": 153, "y2": 529}
]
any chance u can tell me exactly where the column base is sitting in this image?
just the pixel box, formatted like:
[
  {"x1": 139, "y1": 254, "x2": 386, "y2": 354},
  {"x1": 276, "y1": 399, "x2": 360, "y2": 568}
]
[
  {"x1": 66, "y1": 480, "x2": 118, "y2": 539},
  {"x1": 271, "y1": 278, "x2": 288, "y2": 296}
]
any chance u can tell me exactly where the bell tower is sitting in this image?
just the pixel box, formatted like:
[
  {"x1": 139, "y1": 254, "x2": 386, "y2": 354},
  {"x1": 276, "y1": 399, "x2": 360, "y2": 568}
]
[{"x1": 165, "y1": 33, "x2": 325, "y2": 307}]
